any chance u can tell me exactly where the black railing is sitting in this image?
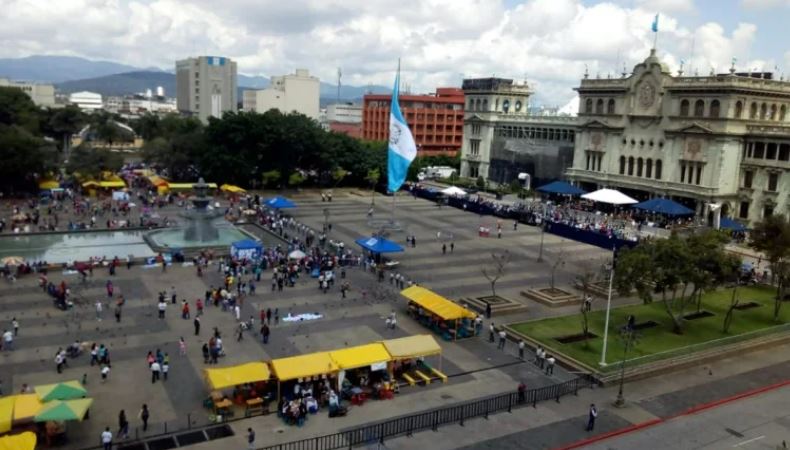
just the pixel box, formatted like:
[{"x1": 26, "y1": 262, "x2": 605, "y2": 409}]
[{"x1": 259, "y1": 374, "x2": 595, "y2": 450}]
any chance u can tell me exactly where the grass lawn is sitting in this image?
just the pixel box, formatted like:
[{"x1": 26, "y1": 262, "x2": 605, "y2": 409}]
[{"x1": 510, "y1": 285, "x2": 790, "y2": 371}]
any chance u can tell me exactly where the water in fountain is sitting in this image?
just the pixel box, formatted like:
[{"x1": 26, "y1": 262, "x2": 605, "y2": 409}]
[{"x1": 182, "y1": 177, "x2": 221, "y2": 242}]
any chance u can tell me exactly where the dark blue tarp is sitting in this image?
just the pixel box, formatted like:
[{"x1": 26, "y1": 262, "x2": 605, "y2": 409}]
[
  {"x1": 543, "y1": 222, "x2": 637, "y2": 251},
  {"x1": 355, "y1": 237, "x2": 404, "y2": 254},
  {"x1": 264, "y1": 196, "x2": 295, "y2": 209},
  {"x1": 536, "y1": 181, "x2": 586, "y2": 196},
  {"x1": 720, "y1": 217, "x2": 748, "y2": 232},
  {"x1": 633, "y1": 198, "x2": 694, "y2": 216}
]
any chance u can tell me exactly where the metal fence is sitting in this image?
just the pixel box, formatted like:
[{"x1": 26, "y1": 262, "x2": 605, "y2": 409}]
[{"x1": 258, "y1": 375, "x2": 595, "y2": 450}]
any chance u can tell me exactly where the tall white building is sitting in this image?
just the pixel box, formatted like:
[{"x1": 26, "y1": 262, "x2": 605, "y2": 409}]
[
  {"x1": 0, "y1": 77, "x2": 56, "y2": 107},
  {"x1": 242, "y1": 69, "x2": 319, "y2": 120},
  {"x1": 566, "y1": 49, "x2": 790, "y2": 224},
  {"x1": 176, "y1": 56, "x2": 237, "y2": 123},
  {"x1": 69, "y1": 91, "x2": 103, "y2": 111}
]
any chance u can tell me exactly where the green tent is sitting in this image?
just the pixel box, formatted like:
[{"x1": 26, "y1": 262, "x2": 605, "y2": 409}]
[
  {"x1": 35, "y1": 381, "x2": 87, "y2": 402},
  {"x1": 34, "y1": 398, "x2": 93, "y2": 422}
]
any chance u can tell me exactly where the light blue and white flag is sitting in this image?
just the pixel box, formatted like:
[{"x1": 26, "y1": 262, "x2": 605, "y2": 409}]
[
  {"x1": 387, "y1": 71, "x2": 416, "y2": 193},
  {"x1": 651, "y1": 14, "x2": 659, "y2": 33}
]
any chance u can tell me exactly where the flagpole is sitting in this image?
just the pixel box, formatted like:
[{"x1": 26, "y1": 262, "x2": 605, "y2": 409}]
[
  {"x1": 599, "y1": 246, "x2": 616, "y2": 367},
  {"x1": 392, "y1": 58, "x2": 401, "y2": 225}
]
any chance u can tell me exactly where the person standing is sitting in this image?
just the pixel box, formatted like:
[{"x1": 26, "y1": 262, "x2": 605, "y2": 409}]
[
  {"x1": 179, "y1": 337, "x2": 187, "y2": 356},
  {"x1": 95, "y1": 300, "x2": 103, "y2": 321},
  {"x1": 100, "y1": 427, "x2": 113, "y2": 450},
  {"x1": 150, "y1": 361, "x2": 161, "y2": 383},
  {"x1": 194, "y1": 316, "x2": 201, "y2": 336},
  {"x1": 266, "y1": 308, "x2": 272, "y2": 325},
  {"x1": 485, "y1": 302, "x2": 492, "y2": 319},
  {"x1": 518, "y1": 339, "x2": 525, "y2": 359},
  {"x1": 545, "y1": 355, "x2": 556, "y2": 375},
  {"x1": 162, "y1": 358, "x2": 169, "y2": 381},
  {"x1": 586, "y1": 404, "x2": 597, "y2": 431},
  {"x1": 114, "y1": 303, "x2": 122, "y2": 323},
  {"x1": 2, "y1": 329, "x2": 12, "y2": 351},
  {"x1": 118, "y1": 410, "x2": 129, "y2": 439},
  {"x1": 442, "y1": 243, "x2": 446, "y2": 255},
  {"x1": 55, "y1": 352, "x2": 65, "y2": 373},
  {"x1": 261, "y1": 323, "x2": 270, "y2": 344},
  {"x1": 498, "y1": 330, "x2": 507, "y2": 350},
  {"x1": 450, "y1": 242, "x2": 454, "y2": 253},
  {"x1": 11, "y1": 318, "x2": 18, "y2": 337},
  {"x1": 158, "y1": 300, "x2": 166, "y2": 319},
  {"x1": 138, "y1": 404, "x2": 149, "y2": 432},
  {"x1": 247, "y1": 428, "x2": 256, "y2": 450},
  {"x1": 488, "y1": 323, "x2": 495, "y2": 343}
]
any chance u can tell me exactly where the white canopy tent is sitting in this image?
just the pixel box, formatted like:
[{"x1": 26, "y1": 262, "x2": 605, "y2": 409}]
[
  {"x1": 440, "y1": 186, "x2": 467, "y2": 197},
  {"x1": 581, "y1": 188, "x2": 638, "y2": 205}
]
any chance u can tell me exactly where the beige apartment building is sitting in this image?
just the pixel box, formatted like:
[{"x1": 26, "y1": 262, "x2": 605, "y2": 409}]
[{"x1": 242, "y1": 69, "x2": 319, "y2": 120}]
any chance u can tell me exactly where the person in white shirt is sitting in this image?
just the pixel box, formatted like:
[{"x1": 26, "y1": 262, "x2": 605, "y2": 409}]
[
  {"x1": 95, "y1": 301, "x2": 103, "y2": 321},
  {"x1": 545, "y1": 356, "x2": 556, "y2": 375},
  {"x1": 150, "y1": 361, "x2": 161, "y2": 383},
  {"x1": 2, "y1": 329, "x2": 12, "y2": 351},
  {"x1": 101, "y1": 427, "x2": 113, "y2": 450},
  {"x1": 101, "y1": 365, "x2": 110, "y2": 382}
]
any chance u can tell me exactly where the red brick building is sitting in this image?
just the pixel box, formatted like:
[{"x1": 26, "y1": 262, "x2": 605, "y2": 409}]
[
  {"x1": 362, "y1": 88, "x2": 464, "y2": 156},
  {"x1": 329, "y1": 122, "x2": 362, "y2": 139}
]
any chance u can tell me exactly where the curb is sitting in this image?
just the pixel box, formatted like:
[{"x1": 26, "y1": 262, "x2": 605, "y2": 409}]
[{"x1": 553, "y1": 378, "x2": 790, "y2": 450}]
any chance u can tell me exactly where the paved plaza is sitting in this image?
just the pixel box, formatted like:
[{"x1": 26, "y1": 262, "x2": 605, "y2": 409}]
[{"x1": 0, "y1": 190, "x2": 614, "y2": 449}]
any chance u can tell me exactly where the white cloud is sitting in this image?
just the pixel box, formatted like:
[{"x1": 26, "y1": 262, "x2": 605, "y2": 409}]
[
  {"x1": 0, "y1": 0, "x2": 784, "y2": 106},
  {"x1": 741, "y1": 0, "x2": 789, "y2": 8}
]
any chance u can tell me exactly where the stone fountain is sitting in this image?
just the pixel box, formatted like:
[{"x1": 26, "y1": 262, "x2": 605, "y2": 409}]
[{"x1": 182, "y1": 177, "x2": 221, "y2": 242}]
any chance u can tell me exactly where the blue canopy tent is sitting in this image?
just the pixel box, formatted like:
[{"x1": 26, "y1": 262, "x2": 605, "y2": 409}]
[
  {"x1": 355, "y1": 237, "x2": 404, "y2": 254},
  {"x1": 231, "y1": 239, "x2": 263, "y2": 260},
  {"x1": 536, "y1": 180, "x2": 586, "y2": 196},
  {"x1": 632, "y1": 198, "x2": 694, "y2": 216},
  {"x1": 720, "y1": 217, "x2": 748, "y2": 232},
  {"x1": 264, "y1": 196, "x2": 296, "y2": 209}
]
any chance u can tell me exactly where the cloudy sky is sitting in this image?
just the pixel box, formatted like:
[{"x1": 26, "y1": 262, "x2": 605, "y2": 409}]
[{"x1": 1, "y1": 0, "x2": 789, "y2": 106}]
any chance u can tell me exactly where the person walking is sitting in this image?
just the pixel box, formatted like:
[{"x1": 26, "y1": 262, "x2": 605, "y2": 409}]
[
  {"x1": 545, "y1": 355, "x2": 556, "y2": 375},
  {"x1": 266, "y1": 308, "x2": 272, "y2": 325},
  {"x1": 138, "y1": 404, "x2": 149, "y2": 432},
  {"x1": 450, "y1": 242, "x2": 454, "y2": 253},
  {"x1": 150, "y1": 361, "x2": 161, "y2": 383},
  {"x1": 11, "y1": 318, "x2": 18, "y2": 337},
  {"x1": 2, "y1": 329, "x2": 13, "y2": 351},
  {"x1": 517, "y1": 381, "x2": 526, "y2": 403},
  {"x1": 442, "y1": 243, "x2": 446, "y2": 255},
  {"x1": 114, "y1": 303, "x2": 122, "y2": 323},
  {"x1": 518, "y1": 339, "x2": 525, "y2": 359},
  {"x1": 488, "y1": 323, "x2": 495, "y2": 343},
  {"x1": 100, "y1": 427, "x2": 113, "y2": 450},
  {"x1": 586, "y1": 404, "x2": 598, "y2": 431},
  {"x1": 498, "y1": 329, "x2": 507, "y2": 350},
  {"x1": 261, "y1": 323, "x2": 270, "y2": 344},
  {"x1": 157, "y1": 300, "x2": 166, "y2": 319},
  {"x1": 95, "y1": 300, "x2": 103, "y2": 321},
  {"x1": 247, "y1": 428, "x2": 256, "y2": 450},
  {"x1": 162, "y1": 358, "x2": 169, "y2": 381},
  {"x1": 179, "y1": 337, "x2": 187, "y2": 356},
  {"x1": 118, "y1": 410, "x2": 129, "y2": 439},
  {"x1": 194, "y1": 316, "x2": 201, "y2": 336},
  {"x1": 485, "y1": 302, "x2": 492, "y2": 319}
]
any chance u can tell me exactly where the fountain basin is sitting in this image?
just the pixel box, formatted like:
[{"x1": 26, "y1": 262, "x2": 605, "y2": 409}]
[
  {"x1": 0, "y1": 230, "x2": 156, "y2": 264},
  {"x1": 145, "y1": 224, "x2": 254, "y2": 253}
]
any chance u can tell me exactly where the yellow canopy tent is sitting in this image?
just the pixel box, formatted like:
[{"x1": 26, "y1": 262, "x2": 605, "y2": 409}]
[
  {"x1": 329, "y1": 343, "x2": 391, "y2": 371},
  {"x1": 401, "y1": 286, "x2": 476, "y2": 341},
  {"x1": 98, "y1": 180, "x2": 126, "y2": 188},
  {"x1": 220, "y1": 184, "x2": 246, "y2": 194},
  {"x1": 13, "y1": 394, "x2": 43, "y2": 421},
  {"x1": 38, "y1": 180, "x2": 59, "y2": 190},
  {"x1": 382, "y1": 335, "x2": 442, "y2": 360},
  {"x1": 271, "y1": 352, "x2": 338, "y2": 382},
  {"x1": 0, "y1": 397, "x2": 13, "y2": 434},
  {"x1": 167, "y1": 183, "x2": 194, "y2": 190},
  {"x1": 0, "y1": 431, "x2": 36, "y2": 450},
  {"x1": 401, "y1": 286, "x2": 475, "y2": 321},
  {"x1": 204, "y1": 362, "x2": 271, "y2": 390},
  {"x1": 81, "y1": 181, "x2": 100, "y2": 188},
  {"x1": 271, "y1": 352, "x2": 339, "y2": 401}
]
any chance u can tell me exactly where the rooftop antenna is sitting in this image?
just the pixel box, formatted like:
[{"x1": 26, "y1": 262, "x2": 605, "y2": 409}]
[
  {"x1": 336, "y1": 67, "x2": 341, "y2": 105},
  {"x1": 584, "y1": 64, "x2": 589, "y2": 79},
  {"x1": 621, "y1": 62, "x2": 627, "y2": 78}
]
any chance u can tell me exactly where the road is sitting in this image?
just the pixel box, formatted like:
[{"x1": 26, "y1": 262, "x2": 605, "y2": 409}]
[{"x1": 585, "y1": 385, "x2": 790, "y2": 450}]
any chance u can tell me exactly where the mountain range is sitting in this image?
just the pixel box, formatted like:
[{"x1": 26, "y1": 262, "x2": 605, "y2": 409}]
[{"x1": 0, "y1": 55, "x2": 389, "y2": 102}]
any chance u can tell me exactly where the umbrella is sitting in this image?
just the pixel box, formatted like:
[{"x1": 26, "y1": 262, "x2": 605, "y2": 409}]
[
  {"x1": 35, "y1": 380, "x2": 87, "y2": 402},
  {"x1": 0, "y1": 256, "x2": 24, "y2": 266},
  {"x1": 264, "y1": 196, "x2": 296, "y2": 209},
  {"x1": 0, "y1": 431, "x2": 37, "y2": 450},
  {"x1": 288, "y1": 250, "x2": 307, "y2": 260},
  {"x1": 581, "y1": 188, "x2": 638, "y2": 205},
  {"x1": 34, "y1": 398, "x2": 93, "y2": 422}
]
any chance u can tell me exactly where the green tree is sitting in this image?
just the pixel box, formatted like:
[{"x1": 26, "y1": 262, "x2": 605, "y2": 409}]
[
  {"x1": 261, "y1": 170, "x2": 281, "y2": 188},
  {"x1": 749, "y1": 215, "x2": 790, "y2": 321},
  {"x1": 615, "y1": 235, "x2": 695, "y2": 334},
  {"x1": 0, "y1": 87, "x2": 40, "y2": 133},
  {"x1": 0, "y1": 124, "x2": 56, "y2": 192},
  {"x1": 66, "y1": 144, "x2": 123, "y2": 179},
  {"x1": 475, "y1": 176, "x2": 485, "y2": 189},
  {"x1": 42, "y1": 105, "x2": 85, "y2": 152},
  {"x1": 288, "y1": 171, "x2": 305, "y2": 188}
]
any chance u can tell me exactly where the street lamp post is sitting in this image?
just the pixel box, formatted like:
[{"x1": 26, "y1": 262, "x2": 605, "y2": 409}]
[
  {"x1": 599, "y1": 249, "x2": 616, "y2": 366},
  {"x1": 614, "y1": 326, "x2": 637, "y2": 407},
  {"x1": 537, "y1": 223, "x2": 545, "y2": 262}
]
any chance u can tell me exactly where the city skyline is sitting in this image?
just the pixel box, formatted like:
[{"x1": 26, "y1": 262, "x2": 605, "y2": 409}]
[{"x1": 0, "y1": 0, "x2": 789, "y2": 107}]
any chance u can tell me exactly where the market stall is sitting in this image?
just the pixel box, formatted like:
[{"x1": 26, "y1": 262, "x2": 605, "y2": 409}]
[
  {"x1": 401, "y1": 286, "x2": 477, "y2": 341},
  {"x1": 204, "y1": 362, "x2": 272, "y2": 418},
  {"x1": 382, "y1": 335, "x2": 445, "y2": 386},
  {"x1": 270, "y1": 352, "x2": 339, "y2": 401},
  {"x1": 355, "y1": 236, "x2": 404, "y2": 266},
  {"x1": 263, "y1": 196, "x2": 296, "y2": 209},
  {"x1": 330, "y1": 343, "x2": 394, "y2": 404}
]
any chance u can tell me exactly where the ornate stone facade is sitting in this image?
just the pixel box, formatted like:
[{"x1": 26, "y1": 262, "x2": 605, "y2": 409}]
[
  {"x1": 459, "y1": 78, "x2": 578, "y2": 186},
  {"x1": 566, "y1": 50, "x2": 790, "y2": 224}
]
